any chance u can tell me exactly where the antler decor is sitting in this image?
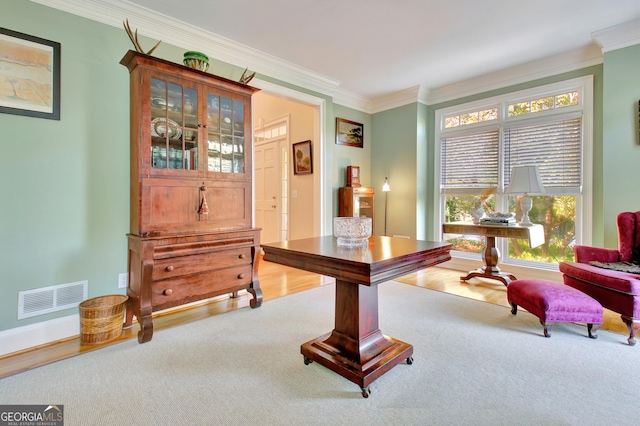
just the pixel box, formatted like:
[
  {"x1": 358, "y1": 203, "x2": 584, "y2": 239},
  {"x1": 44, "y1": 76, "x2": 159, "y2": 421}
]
[
  {"x1": 123, "y1": 19, "x2": 162, "y2": 55},
  {"x1": 239, "y1": 67, "x2": 256, "y2": 85}
]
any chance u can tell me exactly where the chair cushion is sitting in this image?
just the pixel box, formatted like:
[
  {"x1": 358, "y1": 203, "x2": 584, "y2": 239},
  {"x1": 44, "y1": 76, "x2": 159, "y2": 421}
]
[
  {"x1": 507, "y1": 279, "x2": 603, "y2": 324},
  {"x1": 559, "y1": 261, "x2": 640, "y2": 296}
]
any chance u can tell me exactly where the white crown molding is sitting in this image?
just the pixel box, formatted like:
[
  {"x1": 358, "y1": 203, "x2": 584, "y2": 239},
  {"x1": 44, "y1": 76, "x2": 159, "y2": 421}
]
[
  {"x1": 370, "y1": 86, "x2": 421, "y2": 114},
  {"x1": 422, "y1": 44, "x2": 603, "y2": 106},
  {"x1": 30, "y1": 0, "x2": 355, "y2": 103},
  {"x1": 332, "y1": 89, "x2": 373, "y2": 113},
  {"x1": 592, "y1": 18, "x2": 640, "y2": 53}
]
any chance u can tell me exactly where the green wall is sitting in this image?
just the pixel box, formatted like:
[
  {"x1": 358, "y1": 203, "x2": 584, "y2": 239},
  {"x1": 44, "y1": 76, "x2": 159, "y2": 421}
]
[
  {"x1": 371, "y1": 104, "x2": 420, "y2": 237},
  {"x1": 0, "y1": 1, "x2": 131, "y2": 331},
  {"x1": 602, "y1": 44, "x2": 640, "y2": 247}
]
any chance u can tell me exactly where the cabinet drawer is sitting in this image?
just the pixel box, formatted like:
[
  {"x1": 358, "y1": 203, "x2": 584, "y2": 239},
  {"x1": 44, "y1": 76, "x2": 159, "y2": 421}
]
[
  {"x1": 152, "y1": 248, "x2": 252, "y2": 281},
  {"x1": 152, "y1": 265, "x2": 252, "y2": 308},
  {"x1": 353, "y1": 187, "x2": 374, "y2": 195}
]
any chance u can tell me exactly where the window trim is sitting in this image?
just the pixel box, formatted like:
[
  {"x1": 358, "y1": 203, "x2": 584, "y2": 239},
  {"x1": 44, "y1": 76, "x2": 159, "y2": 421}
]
[{"x1": 434, "y1": 75, "x2": 594, "y2": 269}]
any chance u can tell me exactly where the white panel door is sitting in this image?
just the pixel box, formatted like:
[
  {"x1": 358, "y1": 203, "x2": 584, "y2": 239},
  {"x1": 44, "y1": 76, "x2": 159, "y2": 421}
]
[{"x1": 254, "y1": 140, "x2": 280, "y2": 244}]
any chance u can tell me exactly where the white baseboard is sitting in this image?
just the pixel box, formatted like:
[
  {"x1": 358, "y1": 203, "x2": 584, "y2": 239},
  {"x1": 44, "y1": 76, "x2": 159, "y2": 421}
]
[{"x1": 0, "y1": 314, "x2": 79, "y2": 357}]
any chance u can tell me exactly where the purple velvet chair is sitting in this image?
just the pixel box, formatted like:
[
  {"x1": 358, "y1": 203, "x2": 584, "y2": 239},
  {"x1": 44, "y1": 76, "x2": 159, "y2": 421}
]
[{"x1": 559, "y1": 211, "x2": 640, "y2": 345}]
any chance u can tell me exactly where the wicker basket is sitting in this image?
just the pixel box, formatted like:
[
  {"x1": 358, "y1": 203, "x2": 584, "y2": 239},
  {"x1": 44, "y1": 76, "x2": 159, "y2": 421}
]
[{"x1": 79, "y1": 294, "x2": 128, "y2": 345}]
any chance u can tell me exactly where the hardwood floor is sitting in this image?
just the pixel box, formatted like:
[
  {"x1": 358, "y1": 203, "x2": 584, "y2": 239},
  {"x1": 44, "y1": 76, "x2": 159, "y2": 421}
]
[{"x1": 0, "y1": 257, "x2": 627, "y2": 379}]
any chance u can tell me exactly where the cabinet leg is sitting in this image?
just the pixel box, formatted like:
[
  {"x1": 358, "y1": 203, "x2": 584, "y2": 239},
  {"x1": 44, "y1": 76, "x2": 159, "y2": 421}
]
[
  {"x1": 137, "y1": 314, "x2": 153, "y2": 344},
  {"x1": 248, "y1": 286, "x2": 263, "y2": 308}
]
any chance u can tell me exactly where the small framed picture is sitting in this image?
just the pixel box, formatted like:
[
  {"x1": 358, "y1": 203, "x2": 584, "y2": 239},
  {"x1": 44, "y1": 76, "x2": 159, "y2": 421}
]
[
  {"x1": 336, "y1": 117, "x2": 363, "y2": 148},
  {"x1": 0, "y1": 28, "x2": 61, "y2": 120},
  {"x1": 292, "y1": 140, "x2": 313, "y2": 175}
]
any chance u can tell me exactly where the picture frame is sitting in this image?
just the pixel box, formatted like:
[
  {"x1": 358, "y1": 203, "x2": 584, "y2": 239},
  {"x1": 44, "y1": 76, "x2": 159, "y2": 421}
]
[
  {"x1": 292, "y1": 140, "x2": 313, "y2": 175},
  {"x1": 0, "y1": 28, "x2": 61, "y2": 120},
  {"x1": 336, "y1": 117, "x2": 363, "y2": 148}
]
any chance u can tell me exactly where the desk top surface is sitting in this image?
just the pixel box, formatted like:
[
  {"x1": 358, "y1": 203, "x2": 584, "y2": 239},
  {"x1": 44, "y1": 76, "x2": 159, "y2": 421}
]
[
  {"x1": 262, "y1": 236, "x2": 451, "y2": 285},
  {"x1": 443, "y1": 222, "x2": 544, "y2": 248}
]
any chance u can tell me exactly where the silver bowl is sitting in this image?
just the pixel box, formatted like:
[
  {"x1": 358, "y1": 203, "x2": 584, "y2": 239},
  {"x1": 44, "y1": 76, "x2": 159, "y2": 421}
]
[{"x1": 334, "y1": 217, "x2": 372, "y2": 247}]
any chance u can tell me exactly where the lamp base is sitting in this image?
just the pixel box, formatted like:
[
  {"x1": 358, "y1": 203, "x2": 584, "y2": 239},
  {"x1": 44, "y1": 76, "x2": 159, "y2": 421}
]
[{"x1": 519, "y1": 196, "x2": 533, "y2": 226}]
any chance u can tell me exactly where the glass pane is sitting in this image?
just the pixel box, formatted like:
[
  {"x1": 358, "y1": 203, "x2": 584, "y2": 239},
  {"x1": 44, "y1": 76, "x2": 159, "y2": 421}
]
[
  {"x1": 479, "y1": 108, "x2": 497, "y2": 121},
  {"x1": 150, "y1": 78, "x2": 168, "y2": 169},
  {"x1": 220, "y1": 97, "x2": 232, "y2": 135},
  {"x1": 508, "y1": 102, "x2": 530, "y2": 116},
  {"x1": 233, "y1": 137, "x2": 244, "y2": 173},
  {"x1": 531, "y1": 96, "x2": 554, "y2": 112},
  {"x1": 555, "y1": 91, "x2": 579, "y2": 107},
  {"x1": 182, "y1": 86, "x2": 198, "y2": 170},
  {"x1": 207, "y1": 134, "x2": 220, "y2": 172},
  {"x1": 208, "y1": 94, "x2": 220, "y2": 133},
  {"x1": 507, "y1": 195, "x2": 576, "y2": 263},
  {"x1": 460, "y1": 112, "x2": 478, "y2": 125},
  {"x1": 445, "y1": 116, "x2": 459, "y2": 128},
  {"x1": 221, "y1": 135, "x2": 233, "y2": 173},
  {"x1": 233, "y1": 100, "x2": 244, "y2": 136}
]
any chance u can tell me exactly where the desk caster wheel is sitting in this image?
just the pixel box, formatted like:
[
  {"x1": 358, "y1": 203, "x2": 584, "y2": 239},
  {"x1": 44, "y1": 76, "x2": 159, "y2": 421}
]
[
  {"x1": 303, "y1": 356, "x2": 313, "y2": 365},
  {"x1": 406, "y1": 356, "x2": 413, "y2": 365},
  {"x1": 361, "y1": 386, "x2": 370, "y2": 398}
]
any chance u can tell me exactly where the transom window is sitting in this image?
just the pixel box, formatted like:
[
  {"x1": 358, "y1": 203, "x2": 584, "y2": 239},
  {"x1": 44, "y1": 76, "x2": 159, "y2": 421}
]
[{"x1": 435, "y1": 77, "x2": 593, "y2": 269}]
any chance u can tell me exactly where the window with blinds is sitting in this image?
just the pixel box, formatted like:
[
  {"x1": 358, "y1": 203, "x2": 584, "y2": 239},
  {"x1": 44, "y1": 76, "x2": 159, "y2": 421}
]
[
  {"x1": 435, "y1": 75, "x2": 593, "y2": 266},
  {"x1": 504, "y1": 116, "x2": 582, "y2": 194},
  {"x1": 441, "y1": 130, "x2": 499, "y2": 194}
]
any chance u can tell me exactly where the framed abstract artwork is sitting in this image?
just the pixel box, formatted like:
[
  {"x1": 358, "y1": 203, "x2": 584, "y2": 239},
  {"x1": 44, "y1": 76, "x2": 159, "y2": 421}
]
[{"x1": 0, "y1": 28, "x2": 61, "y2": 120}]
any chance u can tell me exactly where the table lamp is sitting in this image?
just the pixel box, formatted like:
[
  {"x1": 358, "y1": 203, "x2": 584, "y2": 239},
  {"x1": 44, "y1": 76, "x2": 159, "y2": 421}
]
[{"x1": 506, "y1": 166, "x2": 544, "y2": 226}]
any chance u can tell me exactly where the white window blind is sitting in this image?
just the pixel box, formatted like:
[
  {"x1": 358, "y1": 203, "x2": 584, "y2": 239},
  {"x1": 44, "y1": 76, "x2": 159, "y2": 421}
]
[
  {"x1": 441, "y1": 129, "x2": 499, "y2": 194},
  {"x1": 504, "y1": 116, "x2": 582, "y2": 193}
]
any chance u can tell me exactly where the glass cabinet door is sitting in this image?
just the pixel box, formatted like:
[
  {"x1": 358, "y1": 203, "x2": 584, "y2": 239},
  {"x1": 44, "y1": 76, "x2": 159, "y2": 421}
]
[
  {"x1": 206, "y1": 93, "x2": 245, "y2": 175},
  {"x1": 149, "y1": 77, "x2": 198, "y2": 171}
]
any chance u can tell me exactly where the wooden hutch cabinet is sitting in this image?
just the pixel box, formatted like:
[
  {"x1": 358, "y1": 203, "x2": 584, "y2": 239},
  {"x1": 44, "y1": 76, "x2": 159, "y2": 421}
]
[
  {"x1": 338, "y1": 186, "x2": 375, "y2": 229},
  {"x1": 120, "y1": 50, "x2": 262, "y2": 343}
]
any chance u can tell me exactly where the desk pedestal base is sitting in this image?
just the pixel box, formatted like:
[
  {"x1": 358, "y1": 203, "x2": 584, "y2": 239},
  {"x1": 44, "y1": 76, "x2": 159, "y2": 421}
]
[
  {"x1": 460, "y1": 235, "x2": 516, "y2": 286},
  {"x1": 301, "y1": 334, "x2": 413, "y2": 398},
  {"x1": 301, "y1": 280, "x2": 413, "y2": 397},
  {"x1": 460, "y1": 267, "x2": 516, "y2": 287}
]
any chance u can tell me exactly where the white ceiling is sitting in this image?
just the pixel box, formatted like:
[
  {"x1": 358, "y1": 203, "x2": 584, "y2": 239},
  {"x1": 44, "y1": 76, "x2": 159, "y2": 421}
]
[
  {"x1": 130, "y1": 0, "x2": 639, "y2": 97},
  {"x1": 38, "y1": 0, "x2": 640, "y2": 109}
]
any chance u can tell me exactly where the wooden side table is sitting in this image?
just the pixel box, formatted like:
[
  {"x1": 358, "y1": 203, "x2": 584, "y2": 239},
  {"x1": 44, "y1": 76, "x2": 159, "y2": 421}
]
[{"x1": 442, "y1": 222, "x2": 544, "y2": 286}]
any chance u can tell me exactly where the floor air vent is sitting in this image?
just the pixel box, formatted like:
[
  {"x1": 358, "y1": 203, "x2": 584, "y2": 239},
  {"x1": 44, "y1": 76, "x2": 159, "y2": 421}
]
[{"x1": 18, "y1": 280, "x2": 88, "y2": 319}]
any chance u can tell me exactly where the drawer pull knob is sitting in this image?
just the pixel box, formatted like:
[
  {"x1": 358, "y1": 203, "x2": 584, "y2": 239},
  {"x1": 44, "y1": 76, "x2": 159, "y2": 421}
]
[
  {"x1": 239, "y1": 254, "x2": 246, "y2": 259},
  {"x1": 163, "y1": 289, "x2": 173, "y2": 295},
  {"x1": 165, "y1": 265, "x2": 174, "y2": 272},
  {"x1": 237, "y1": 273, "x2": 246, "y2": 279}
]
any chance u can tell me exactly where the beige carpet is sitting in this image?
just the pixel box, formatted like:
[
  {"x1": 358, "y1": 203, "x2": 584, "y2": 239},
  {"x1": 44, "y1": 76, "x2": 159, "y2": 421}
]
[{"x1": 1, "y1": 281, "x2": 638, "y2": 425}]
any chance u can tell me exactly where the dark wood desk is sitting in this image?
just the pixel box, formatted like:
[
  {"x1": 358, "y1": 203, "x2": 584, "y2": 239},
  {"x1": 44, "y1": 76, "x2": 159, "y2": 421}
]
[
  {"x1": 442, "y1": 222, "x2": 544, "y2": 286},
  {"x1": 261, "y1": 236, "x2": 451, "y2": 397}
]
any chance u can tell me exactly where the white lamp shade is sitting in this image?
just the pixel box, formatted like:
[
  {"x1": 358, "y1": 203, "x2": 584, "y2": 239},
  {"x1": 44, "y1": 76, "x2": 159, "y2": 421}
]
[
  {"x1": 382, "y1": 177, "x2": 390, "y2": 192},
  {"x1": 506, "y1": 166, "x2": 544, "y2": 194}
]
